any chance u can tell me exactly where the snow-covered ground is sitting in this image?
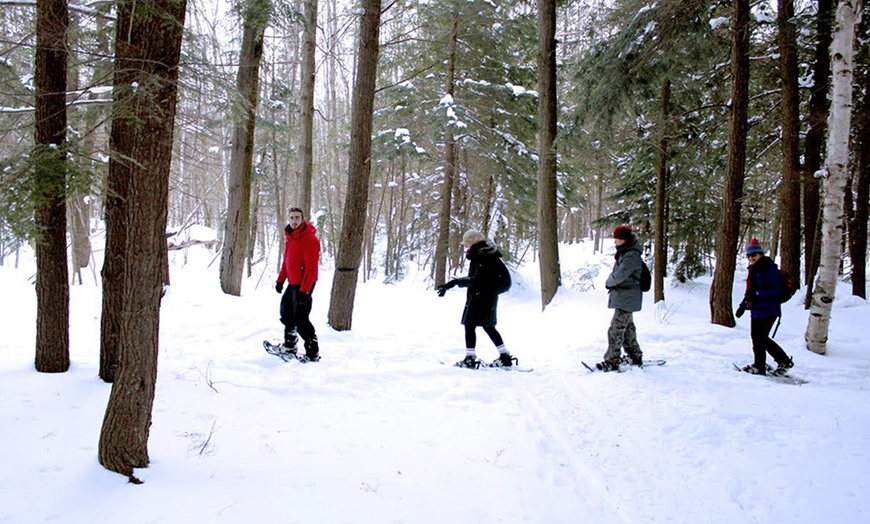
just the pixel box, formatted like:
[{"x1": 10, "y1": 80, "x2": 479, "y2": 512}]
[{"x1": 1, "y1": 241, "x2": 868, "y2": 523}]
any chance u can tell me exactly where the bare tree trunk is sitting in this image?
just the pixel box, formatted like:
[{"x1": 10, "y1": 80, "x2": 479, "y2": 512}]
[
  {"x1": 710, "y1": 0, "x2": 751, "y2": 328},
  {"x1": 220, "y1": 0, "x2": 270, "y2": 296},
  {"x1": 98, "y1": 0, "x2": 186, "y2": 479},
  {"x1": 433, "y1": 11, "x2": 458, "y2": 288},
  {"x1": 34, "y1": 0, "x2": 70, "y2": 373},
  {"x1": 778, "y1": 0, "x2": 802, "y2": 283},
  {"x1": 537, "y1": 0, "x2": 560, "y2": 310},
  {"x1": 297, "y1": 0, "x2": 317, "y2": 215},
  {"x1": 653, "y1": 79, "x2": 670, "y2": 304},
  {"x1": 326, "y1": 0, "x2": 381, "y2": 331},
  {"x1": 850, "y1": 19, "x2": 870, "y2": 299},
  {"x1": 804, "y1": 0, "x2": 834, "y2": 288},
  {"x1": 806, "y1": 0, "x2": 862, "y2": 355}
]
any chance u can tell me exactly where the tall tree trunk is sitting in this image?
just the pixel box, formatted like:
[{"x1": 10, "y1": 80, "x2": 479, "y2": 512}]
[
  {"x1": 806, "y1": 0, "x2": 862, "y2": 355},
  {"x1": 297, "y1": 0, "x2": 317, "y2": 215},
  {"x1": 326, "y1": 0, "x2": 381, "y2": 331},
  {"x1": 850, "y1": 18, "x2": 870, "y2": 299},
  {"x1": 537, "y1": 0, "x2": 560, "y2": 310},
  {"x1": 710, "y1": 0, "x2": 751, "y2": 328},
  {"x1": 34, "y1": 0, "x2": 70, "y2": 373},
  {"x1": 804, "y1": 0, "x2": 834, "y2": 289},
  {"x1": 433, "y1": 11, "x2": 458, "y2": 288},
  {"x1": 653, "y1": 79, "x2": 670, "y2": 305},
  {"x1": 219, "y1": 0, "x2": 270, "y2": 296},
  {"x1": 98, "y1": 0, "x2": 186, "y2": 479},
  {"x1": 778, "y1": 0, "x2": 802, "y2": 283}
]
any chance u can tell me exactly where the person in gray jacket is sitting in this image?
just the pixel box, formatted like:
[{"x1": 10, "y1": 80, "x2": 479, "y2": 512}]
[{"x1": 597, "y1": 224, "x2": 644, "y2": 371}]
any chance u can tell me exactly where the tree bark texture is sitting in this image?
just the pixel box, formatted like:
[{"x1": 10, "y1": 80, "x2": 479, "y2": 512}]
[
  {"x1": 850, "y1": 19, "x2": 870, "y2": 299},
  {"x1": 710, "y1": 0, "x2": 750, "y2": 328},
  {"x1": 806, "y1": 0, "x2": 862, "y2": 355},
  {"x1": 778, "y1": 0, "x2": 802, "y2": 283},
  {"x1": 434, "y1": 11, "x2": 458, "y2": 288},
  {"x1": 34, "y1": 0, "x2": 70, "y2": 373},
  {"x1": 98, "y1": 0, "x2": 186, "y2": 478},
  {"x1": 536, "y1": 0, "x2": 560, "y2": 310},
  {"x1": 220, "y1": 0, "x2": 269, "y2": 296},
  {"x1": 804, "y1": 0, "x2": 834, "y2": 287},
  {"x1": 326, "y1": 0, "x2": 381, "y2": 331},
  {"x1": 653, "y1": 79, "x2": 670, "y2": 304},
  {"x1": 297, "y1": 0, "x2": 317, "y2": 216}
]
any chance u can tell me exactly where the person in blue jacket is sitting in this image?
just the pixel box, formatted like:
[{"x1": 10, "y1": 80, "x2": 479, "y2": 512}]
[{"x1": 736, "y1": 238, "x2": 794, "y2": 375}]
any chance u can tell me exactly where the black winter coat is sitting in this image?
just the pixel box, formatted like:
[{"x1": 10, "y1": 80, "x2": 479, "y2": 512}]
[{"x1": 454, "y1": 241, "x2": 504, "y2": 326}]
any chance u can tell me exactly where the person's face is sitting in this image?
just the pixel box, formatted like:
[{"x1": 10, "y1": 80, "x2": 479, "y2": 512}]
[
  {"x1": 288, "y1": 211, "x2": 304, "y2": 230},
  {"x1": 463, "y1": 240, "x2": 473, "y2": 250},
  {"x1": 614, "y1": 237, "x2": 626, "y2": 246},
  {"x1": 747, "y1": 252, "x2": 761, "y2": 265}
]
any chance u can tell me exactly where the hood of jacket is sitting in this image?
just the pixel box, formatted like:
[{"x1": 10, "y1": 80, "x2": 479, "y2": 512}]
[
  {"x1": 466, "y1": 240, "x2": 502, "y2": 260},
  {"x1": 615, "y1": 234, "x2": 641, "y2": 261}
]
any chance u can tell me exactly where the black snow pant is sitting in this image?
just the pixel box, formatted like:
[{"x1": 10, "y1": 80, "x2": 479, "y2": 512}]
[
  {"x1": 750, "y1": 316, "x2": 788, "y2": 370},
  {"x1": 280, "y1": 284, "x2": 318, "y2": 357}
]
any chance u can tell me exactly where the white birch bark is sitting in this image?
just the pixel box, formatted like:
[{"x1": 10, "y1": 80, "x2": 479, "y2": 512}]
[{"x1": 806, "y1": 0, "x2": 863, "y2": 354}]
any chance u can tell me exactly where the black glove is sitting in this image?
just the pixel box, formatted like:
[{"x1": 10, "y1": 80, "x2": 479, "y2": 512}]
[
  {"x1": 735, "y1": 305, "x2": 746, "y2": 318},
  {"x1": 275, "y1": 281, "x2": 284, "y2": 294},
  {"x1": 436, "y1": 280, "x2": 456, "y2": 297}
]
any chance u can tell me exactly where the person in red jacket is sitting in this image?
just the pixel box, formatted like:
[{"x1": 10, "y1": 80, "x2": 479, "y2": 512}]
[{"x1": 275, "y1": 207, "x2": 320, "y2": 362}]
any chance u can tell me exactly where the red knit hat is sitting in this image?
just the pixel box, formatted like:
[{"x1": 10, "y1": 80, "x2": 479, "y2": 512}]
[{"x1": 613, "y1": 224, "x2": 633, "y2": 240}]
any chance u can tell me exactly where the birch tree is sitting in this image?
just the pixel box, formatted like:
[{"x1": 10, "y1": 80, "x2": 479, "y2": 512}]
[{"x1": 806, "y1": 0, "x2": 863, "y2": 355}]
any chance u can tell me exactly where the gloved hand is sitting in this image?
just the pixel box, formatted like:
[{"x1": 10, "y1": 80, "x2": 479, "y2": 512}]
[
  {"x1": 275, "y1": 281, "x2": 284, "y2": 294},
  {"x1": 735, "y1": 305, "x2": 746, "y2": 318},
  {"x1": 436, "y1": 280, "x2": 457, "y2": 297}
]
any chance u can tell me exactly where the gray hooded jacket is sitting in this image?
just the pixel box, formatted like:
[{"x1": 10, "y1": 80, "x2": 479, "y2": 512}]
[{"x1": 605, "y1": 235, "x2": 643, "y2": 312}]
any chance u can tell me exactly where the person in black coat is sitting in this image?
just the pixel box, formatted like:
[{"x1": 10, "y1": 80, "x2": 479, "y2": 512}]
[
  {"x1": 436, "y1": 230, "x2": 516, "y2": 368},
  {"x1": 736, "y1": 238, "x2": 794, "y2": 376}
]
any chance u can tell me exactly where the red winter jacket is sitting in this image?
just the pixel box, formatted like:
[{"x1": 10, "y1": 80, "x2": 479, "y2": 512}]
[{"x1": 277, "y1": 221, "x2": 320, "y2": 294}]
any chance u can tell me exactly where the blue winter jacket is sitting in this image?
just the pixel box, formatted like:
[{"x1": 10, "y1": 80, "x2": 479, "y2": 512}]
[{"x1": 739, "y1": 256, "x2": 782, "y2": 319}]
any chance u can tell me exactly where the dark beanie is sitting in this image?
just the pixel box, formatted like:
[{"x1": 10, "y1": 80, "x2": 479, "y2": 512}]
[
  {"x1": 613, "y1": 224, "x2": 633, "y2": 240},
  {"x1": 745, "y1": 238, "x2": 764, "y2": 256}
]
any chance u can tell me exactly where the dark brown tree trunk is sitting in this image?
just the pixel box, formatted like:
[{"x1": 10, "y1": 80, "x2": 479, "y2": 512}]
[
  {"x1": 34, "y1": 0, "x2": 70, "y2": 373},
  {"x1": 98, "y1": 0, "x2": 186, "y2": 479},
  {"x1": 220, "y1": 0, "x2": 269, "y2": 296},
  {"x1": 654, "y1": 79, "x2": 670, "y2": 304},
  {"x1": 537, "y1": 0, "x2": 560, "y2": 310},
  {"x1": 803, "y1": 0, "x2": 834, "y2": 288},
  {"x1": 710, "y1": 0, "x2": 750, "y2": 327},
  {"x1": 434, "y1": 11, "x2": 458, "y2": 288},
  {"x1": 778, "y1": 0, "x2": 801, "y2": 283},
  {"x1": 326, "y1": 0, "x2": 381, "y2": 331},
  {"x1": 849, "y1": 20, "x2": 870, "y2": 298},
  {"x1": 297, "y1": 0, "x2": 317, "y2": 215}
]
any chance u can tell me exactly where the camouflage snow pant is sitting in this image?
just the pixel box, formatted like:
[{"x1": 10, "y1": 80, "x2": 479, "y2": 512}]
[{"x1": 603, "y1": 308, "x2": 642, "y2": 363}]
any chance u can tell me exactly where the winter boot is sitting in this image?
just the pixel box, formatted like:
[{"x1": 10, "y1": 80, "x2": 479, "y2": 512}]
[
  {"x1": 283, "y1": 332, "x2": 298, "y2": 354},
  {"x1": 489, "y1": 353, "x2": 517, "y2": 368},
  {"x1": 595, "y1": 360, "x2": 621, "y2": 372},
  {"x1": 455, "y1": 355, "x2": 481, "y2": 369},
  {"x1": 772, "y1": 356, "x2": 794, "y2": 376},
  {"x1": 301, "y1": 336, "x2": 319, "y2": 362},
  {"x1": 621, "y1": 355, "x2": 644, "y2": 367},
  {"x1": 741, "y1": 364, "x2": 766, "y2": 375}
]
